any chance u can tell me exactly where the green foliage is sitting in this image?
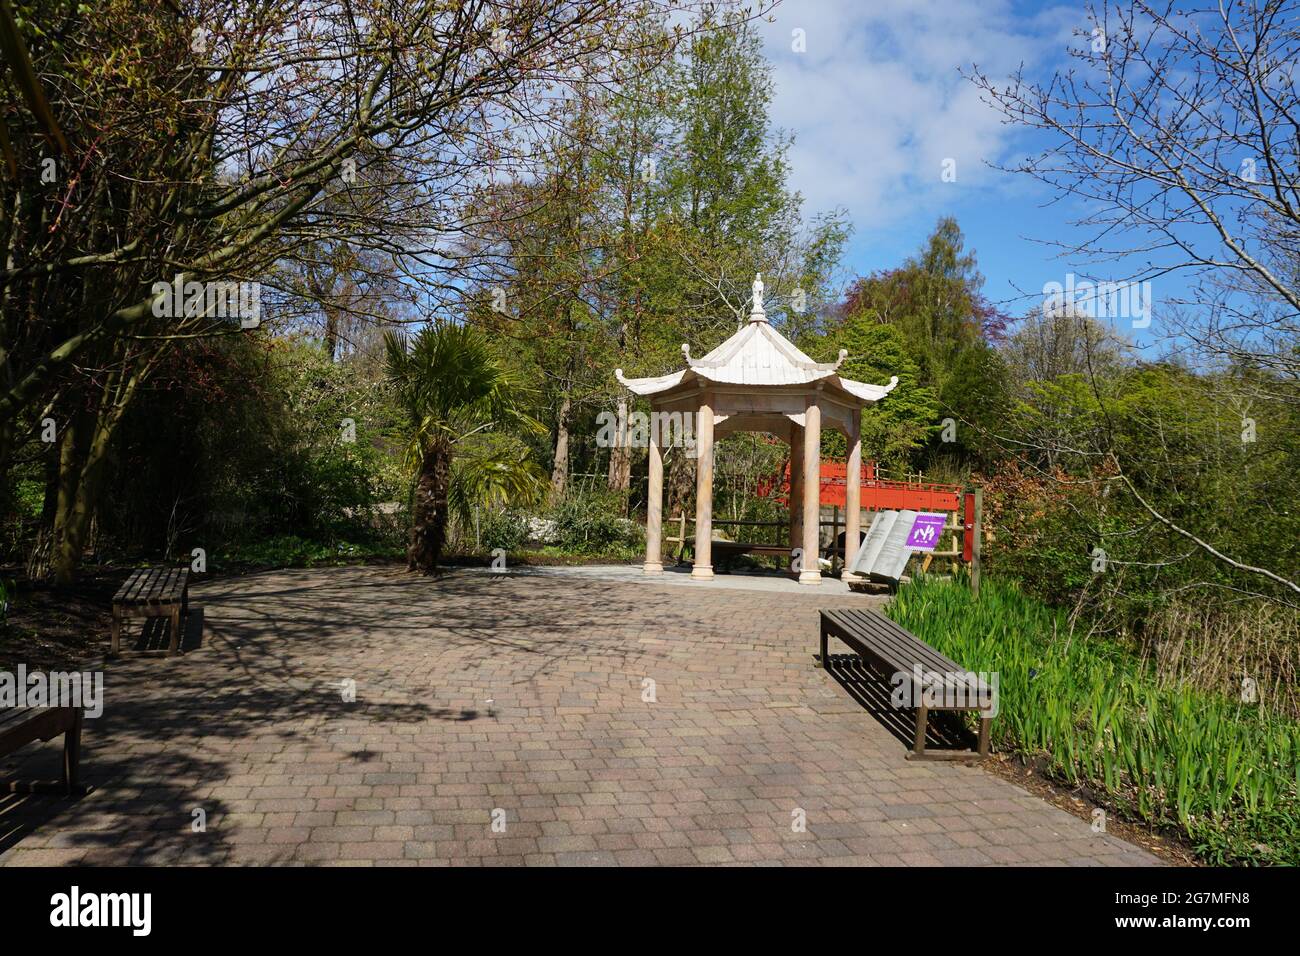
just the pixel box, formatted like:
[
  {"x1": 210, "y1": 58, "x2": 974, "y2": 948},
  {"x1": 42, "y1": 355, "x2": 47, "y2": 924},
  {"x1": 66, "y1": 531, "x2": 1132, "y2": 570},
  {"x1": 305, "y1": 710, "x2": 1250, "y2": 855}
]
[
  {"x1": 667, "y1": 11, "x2": 793, "y2": 252},
  {"x1": 478, "y1": 508, "x2": 530, "y2": 553},
  {"x1": 215, "y1": 536, "x2": 403, "y2": 572},
  {"x1": 447, "y1": 435, "x2": 547, "y2": 532},
  {"x1": 473, "y1": 488, "x2": 643, "y2": 558},
  {"x1": 12, "y1": 480, "x2": 42, "y2": 520},
  {"x1": 804, "y1": 217, "x2": 1011, "y2": 475},
  {"x1": 384, "y1": 321, "x2": 545, "y2": 570},
  {"x1": 994, "y1": 363, "x2": 1300, "y2": 619},
  {"x1": 98, "y1": 334, "x2": 405, "y2": 557},
  {"x1": 936, "y1": 342, "x2": 1012, "y2": 469},
  {"x1": 549, "y1": 487, "x2": 643, "y2": 555},
  {"x1": 887, "y1": 576, "x2": 1300, "y2": 864},
  {"x1": 713, "y1": 433, "x2": 789, "y2": 530},
  {"x1": 824, "y1": 321, "x2": 939, "y2": 469},
  {"x1": 384, "y1": 323, "x2": 541, "y2": 463}
]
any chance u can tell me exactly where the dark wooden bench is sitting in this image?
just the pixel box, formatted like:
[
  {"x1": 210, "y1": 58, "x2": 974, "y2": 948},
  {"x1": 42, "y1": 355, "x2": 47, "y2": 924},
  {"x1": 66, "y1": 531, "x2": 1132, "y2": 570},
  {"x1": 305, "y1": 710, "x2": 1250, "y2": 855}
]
[
  {"x1": 819, "y1": 608, "x2": 994, "y2": 759},
  {"x1": 713, "y1": 541, "x2": 793, "y2": 572},
  {"x1": 0, "y1": 705, "x2": 85, "y2": 794},
  {"x1": 684, "y1": 538, "x2": 793, "y2": 572},
  {"x1": 111, "y1": 565, "x2": 190, "y2": 656}
]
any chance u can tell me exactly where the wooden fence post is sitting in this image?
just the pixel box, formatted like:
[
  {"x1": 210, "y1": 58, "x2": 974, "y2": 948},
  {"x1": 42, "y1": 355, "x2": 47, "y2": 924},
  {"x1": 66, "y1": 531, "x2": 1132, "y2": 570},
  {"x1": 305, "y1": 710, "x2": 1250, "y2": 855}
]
[
  {"x1": 971, "y1": 488, "x2": 982, "y2": 598},
  {"x1": 831, "y1": 505, "x2": 840, "y2": 574}
]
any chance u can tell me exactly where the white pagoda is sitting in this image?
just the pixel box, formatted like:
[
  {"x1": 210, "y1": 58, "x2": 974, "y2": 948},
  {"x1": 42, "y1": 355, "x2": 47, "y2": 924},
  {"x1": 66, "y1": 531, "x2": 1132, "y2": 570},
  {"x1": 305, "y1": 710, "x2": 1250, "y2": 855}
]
[{"x1": 615, "y1": 275, "x2": 898, "y2": 584}]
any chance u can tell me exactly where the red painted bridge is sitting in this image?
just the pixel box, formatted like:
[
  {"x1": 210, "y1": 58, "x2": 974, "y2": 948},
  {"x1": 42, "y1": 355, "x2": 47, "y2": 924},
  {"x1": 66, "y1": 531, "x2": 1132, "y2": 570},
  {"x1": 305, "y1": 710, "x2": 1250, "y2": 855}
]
[
  {"x1": 760, "y1": 461, "x2": 964, "y2": 512},
  {"x1": 757, "y1": 461, "x2": 979, "y2": 562}
]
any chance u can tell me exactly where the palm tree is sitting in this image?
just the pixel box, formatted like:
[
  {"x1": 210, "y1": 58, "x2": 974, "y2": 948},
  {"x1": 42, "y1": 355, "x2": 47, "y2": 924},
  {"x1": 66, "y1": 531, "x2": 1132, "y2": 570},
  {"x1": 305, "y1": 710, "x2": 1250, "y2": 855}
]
[{"x1": 384, "y1": 323, "x2": 543, "y2": 573}]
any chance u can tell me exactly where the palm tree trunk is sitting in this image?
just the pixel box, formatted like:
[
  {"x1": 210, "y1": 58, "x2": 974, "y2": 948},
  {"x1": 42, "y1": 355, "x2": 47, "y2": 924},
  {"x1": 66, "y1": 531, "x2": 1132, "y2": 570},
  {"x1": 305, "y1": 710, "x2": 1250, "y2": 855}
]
[{"x1": 409, "y1": 443, "x2": 450, "y2": 573}]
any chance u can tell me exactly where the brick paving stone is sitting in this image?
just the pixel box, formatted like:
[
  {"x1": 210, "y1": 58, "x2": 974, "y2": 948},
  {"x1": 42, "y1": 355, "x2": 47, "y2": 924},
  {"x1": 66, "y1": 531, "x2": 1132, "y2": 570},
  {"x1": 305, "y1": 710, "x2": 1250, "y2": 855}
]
[{"x1": 0, "y1": 566, "x2": 1161, "y2": 867}]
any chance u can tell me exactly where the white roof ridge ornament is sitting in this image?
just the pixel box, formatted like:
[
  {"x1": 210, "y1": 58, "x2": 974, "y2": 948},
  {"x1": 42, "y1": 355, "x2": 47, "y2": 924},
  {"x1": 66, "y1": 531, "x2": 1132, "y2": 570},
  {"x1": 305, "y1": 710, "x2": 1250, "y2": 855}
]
[
  {"x1": 747, "y1": 273, "x2": 766, "y2": 323},
  {"x1": 613, "y1": 284, "x2": 898, "y2": 404}
]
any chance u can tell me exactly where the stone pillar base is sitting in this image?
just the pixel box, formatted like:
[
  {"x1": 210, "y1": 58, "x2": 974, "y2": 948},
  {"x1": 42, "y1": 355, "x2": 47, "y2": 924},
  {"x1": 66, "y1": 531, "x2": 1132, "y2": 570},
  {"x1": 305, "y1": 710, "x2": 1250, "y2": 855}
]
[
  {"x1": 840, "y1": 571, "x2": 862, "y2": 584},
  {"x1": 691, "y1": 565, "x2": 714, "y2": 580},
  {"x1": 798, "y1": 570, "x2": 823, "y2": 585},
  {"x1": 643, "y1": 562, "x2": 663, "y2": 575}
]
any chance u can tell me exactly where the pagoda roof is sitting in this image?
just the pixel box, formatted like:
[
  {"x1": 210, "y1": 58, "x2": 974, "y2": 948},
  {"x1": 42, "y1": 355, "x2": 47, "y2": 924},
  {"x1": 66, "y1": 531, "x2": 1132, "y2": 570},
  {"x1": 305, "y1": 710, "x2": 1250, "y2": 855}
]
[{"x1": 615, "y1": 275, "x2": 898, "y2": 405}]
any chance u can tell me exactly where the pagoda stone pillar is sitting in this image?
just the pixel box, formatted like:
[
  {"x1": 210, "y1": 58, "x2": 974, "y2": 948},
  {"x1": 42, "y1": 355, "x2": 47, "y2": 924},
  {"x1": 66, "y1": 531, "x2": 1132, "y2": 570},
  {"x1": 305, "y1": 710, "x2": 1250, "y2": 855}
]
[
  {"x1": 789, "y1": 423, "x2": 803, "y2": 572},
  {"x1": 692, "y1": 393, "x2": 714, "y2": 580},
  {"x1": 800, "y1": 394, "x2": 822, "y2": 585},
  {"x1": 843, "y1": 407, "x2": 863, "y2": 580},
  {"x1": 644, "y1": 430, "x2": 664, "y2": 574}
]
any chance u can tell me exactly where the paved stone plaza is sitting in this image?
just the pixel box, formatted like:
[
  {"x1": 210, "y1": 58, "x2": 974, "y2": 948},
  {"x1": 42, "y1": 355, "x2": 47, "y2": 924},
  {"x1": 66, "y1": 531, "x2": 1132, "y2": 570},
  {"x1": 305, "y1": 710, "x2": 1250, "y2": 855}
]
[{"x1": 0, "y1": 566, "x2": 1158, "y2": 866}]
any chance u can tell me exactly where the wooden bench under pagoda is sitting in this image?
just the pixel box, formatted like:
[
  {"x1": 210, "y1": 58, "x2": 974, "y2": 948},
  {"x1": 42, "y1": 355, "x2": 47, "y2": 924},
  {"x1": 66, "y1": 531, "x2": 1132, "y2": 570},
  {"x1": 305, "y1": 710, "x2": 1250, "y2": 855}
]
[
  {"x1": 683, "y1": 538, "x2": 794, "y2": 572},
  {"x1": 111, "y1": 565, "x2": 190, "y2": 656},
  {"x1": 819, "y1": 608, "x2": 994, "y2": 760}
]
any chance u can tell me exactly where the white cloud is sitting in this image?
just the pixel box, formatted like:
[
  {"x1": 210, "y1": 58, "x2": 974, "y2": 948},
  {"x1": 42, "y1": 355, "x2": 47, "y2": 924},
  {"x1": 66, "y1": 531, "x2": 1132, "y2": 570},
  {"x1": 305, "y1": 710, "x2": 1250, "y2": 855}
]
[{"x1": 759, "y1": 0, "x2": 1078, "y2": 223}]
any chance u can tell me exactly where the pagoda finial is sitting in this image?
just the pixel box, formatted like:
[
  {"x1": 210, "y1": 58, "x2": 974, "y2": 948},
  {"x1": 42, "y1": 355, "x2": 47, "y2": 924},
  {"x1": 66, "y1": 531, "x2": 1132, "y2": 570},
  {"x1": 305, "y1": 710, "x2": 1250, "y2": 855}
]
[{"x1": 748, "y1": 273, "x2": 767, "y2": 323}]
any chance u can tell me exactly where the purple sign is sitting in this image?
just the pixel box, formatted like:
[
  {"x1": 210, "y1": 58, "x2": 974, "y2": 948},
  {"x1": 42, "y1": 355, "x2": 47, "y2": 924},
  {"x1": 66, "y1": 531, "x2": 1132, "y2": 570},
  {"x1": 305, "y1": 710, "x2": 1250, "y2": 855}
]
[{"x1": 905, "y1": 513, "x2": 946, "y2": 551}]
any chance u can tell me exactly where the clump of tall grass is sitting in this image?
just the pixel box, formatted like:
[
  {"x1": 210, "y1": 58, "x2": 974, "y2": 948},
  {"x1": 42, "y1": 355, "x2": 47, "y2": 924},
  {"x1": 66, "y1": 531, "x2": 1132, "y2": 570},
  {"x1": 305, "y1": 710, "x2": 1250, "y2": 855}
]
[
  {"x1": 886, "y1": 575, "x2": 1300, "y2": 865},
  {"x1": 1141, "y1": 599, "x2": 1299, "y2": 719}
]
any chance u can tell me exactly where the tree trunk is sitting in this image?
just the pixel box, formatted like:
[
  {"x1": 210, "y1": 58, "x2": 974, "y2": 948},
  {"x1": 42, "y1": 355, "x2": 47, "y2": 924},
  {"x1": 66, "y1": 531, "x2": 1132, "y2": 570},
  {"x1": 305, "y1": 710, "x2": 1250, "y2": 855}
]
[
  {"x1": 606, "y1": 401, "x2": 631, "y2": 503},
  {"x1": 324, "y1": 305, "x2": 340, "y2": 362},
  {"x1": 49, "y1": 358, "x2": 149, "y2": 585},
  {"x1": 409, "y1": 443, "x2": 450, "y2": 574},
  {"x1": 607, "y1": 443, "x2": 632, "y2": 495},
  {"x1": 665, "y1": 448, "x2": 695, "y2": 530},
  {"x1": 550, "y1": 392, "x2": 572, "y2": 501},
  {"x1": 51, "y1": 405, "x2": 121, "y2": 585},
  {"x1": 51, "y1": 410, "x2": 89, "y2": 586}
]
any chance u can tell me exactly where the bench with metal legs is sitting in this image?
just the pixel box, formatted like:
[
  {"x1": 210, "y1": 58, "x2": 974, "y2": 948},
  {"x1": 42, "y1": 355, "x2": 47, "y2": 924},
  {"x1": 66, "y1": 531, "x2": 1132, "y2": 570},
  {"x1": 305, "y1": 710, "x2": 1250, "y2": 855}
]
[{"x1": 820, "y1": 608, "x2": 994, "y2": 760}]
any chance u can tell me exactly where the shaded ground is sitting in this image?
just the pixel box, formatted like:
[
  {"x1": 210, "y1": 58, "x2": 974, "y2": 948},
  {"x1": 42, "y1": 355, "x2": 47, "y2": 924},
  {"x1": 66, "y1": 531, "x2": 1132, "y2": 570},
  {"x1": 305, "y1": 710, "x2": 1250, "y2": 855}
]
[
  {"x1": 0, "y1": 565, "x2": 1160, "y2": 866},
  {"x1": 0, "y1": 569, "x2": 119, "y2": 672}
]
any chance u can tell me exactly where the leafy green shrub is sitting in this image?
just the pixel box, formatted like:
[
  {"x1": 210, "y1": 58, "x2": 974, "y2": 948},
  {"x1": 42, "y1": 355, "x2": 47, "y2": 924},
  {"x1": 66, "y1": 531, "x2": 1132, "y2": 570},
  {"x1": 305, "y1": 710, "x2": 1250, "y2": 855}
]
[
  {"x1": 13, "y1": 480, "x2": 42, "y2": 520},
  {"x1": 478, "y1": 508, "x2": 529, "y2": 553},
  {"x1": 215, "y1": 535, "x2": 402, "y2": 571},
  {"x1": 101, "y1": 335, "x2": 406, "y2": 558},
  {"x1": 886, "y1": 575, "x2": 1300, "y2": 865},
  {"x1": 548, "y1": 487, "x2": 642, "y2": 555}
]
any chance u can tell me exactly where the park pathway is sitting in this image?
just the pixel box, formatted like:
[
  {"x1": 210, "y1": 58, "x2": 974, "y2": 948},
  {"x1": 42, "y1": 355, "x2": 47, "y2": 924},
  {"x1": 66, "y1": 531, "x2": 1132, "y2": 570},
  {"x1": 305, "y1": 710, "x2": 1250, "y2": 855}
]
[{"x1": 0, "y1": 565, "x2": 1159, "y2": 866}]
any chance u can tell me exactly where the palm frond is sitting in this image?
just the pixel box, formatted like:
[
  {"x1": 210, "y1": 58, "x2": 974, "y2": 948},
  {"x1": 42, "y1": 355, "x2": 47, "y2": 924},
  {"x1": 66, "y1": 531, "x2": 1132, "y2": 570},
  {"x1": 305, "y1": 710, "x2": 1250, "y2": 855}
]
[
  {"x1": 385, "y1": 321, "x2": 543, "y2": 478},
  {"x1": 448, "y1": 438, "x2": 548, "y2": 530}
]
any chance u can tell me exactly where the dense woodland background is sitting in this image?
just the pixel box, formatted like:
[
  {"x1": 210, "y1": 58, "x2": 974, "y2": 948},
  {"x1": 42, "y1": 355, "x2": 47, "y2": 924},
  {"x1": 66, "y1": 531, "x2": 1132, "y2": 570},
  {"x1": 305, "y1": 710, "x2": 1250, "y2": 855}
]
[{"x1": 1, "y1": 1, "x2": 1298, "y2": 862}]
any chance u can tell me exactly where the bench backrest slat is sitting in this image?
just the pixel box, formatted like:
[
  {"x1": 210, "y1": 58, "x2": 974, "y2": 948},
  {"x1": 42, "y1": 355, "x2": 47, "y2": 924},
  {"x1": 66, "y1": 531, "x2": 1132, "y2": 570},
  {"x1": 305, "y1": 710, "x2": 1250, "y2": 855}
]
[
  {"x1": 823, "y1": 608, "x2": 990, "y2": 701},
  {"x1": 829, "y1": 608, "x2": 960, "y2": 675},
  {"x1": 843, "y1": 609, "x2": 965, "y2": 675}
]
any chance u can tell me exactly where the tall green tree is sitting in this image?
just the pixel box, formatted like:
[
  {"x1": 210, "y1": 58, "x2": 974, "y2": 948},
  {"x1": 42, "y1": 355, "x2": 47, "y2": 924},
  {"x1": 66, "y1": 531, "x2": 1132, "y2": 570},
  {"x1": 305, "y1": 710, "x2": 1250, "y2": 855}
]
[
  {"x1": 828, "y1": 217, "x2": 1010, "y2": 474},
  {"x1": 384, "y1": 324, "x2": 542, "y2": 573},
  {"x1": 827, "y1": 322, "x2": 939, "y2": 471}
]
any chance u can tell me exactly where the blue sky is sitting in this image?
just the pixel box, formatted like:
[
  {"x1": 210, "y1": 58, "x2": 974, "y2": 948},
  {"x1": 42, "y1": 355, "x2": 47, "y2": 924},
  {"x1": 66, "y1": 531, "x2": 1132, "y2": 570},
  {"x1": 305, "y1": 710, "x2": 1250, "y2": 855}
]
[{"x1": 757, "y1": 0, "x2": 1173, "y2": 338}]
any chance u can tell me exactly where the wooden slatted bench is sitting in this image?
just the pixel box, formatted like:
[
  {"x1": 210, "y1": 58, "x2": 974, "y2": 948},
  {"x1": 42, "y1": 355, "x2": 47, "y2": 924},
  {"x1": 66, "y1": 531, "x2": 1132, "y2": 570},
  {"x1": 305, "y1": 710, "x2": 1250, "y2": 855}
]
[
  {"x1": 819, "y1": 608, "x2": 994, "y2": 759},
  {"x1": 684, "y1": 538, "x2": 793, "y2": 572},
  {"x1": 111, "y1": 565, "x2": 190, "y2": 656},
  {"x1": 712, "y1": 541, "x2": 792, "y2": 572},
  {"x1": 0, "y1": 705, "x2": 85, "y2": 794}
]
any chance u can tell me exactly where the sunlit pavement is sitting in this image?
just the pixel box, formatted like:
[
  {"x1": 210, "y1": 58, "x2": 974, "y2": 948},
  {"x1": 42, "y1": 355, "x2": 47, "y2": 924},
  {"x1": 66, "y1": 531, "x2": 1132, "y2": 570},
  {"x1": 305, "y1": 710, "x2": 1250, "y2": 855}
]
[{"x1": 0, "y1": 566, "x2": 1159, "y2": 866}]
